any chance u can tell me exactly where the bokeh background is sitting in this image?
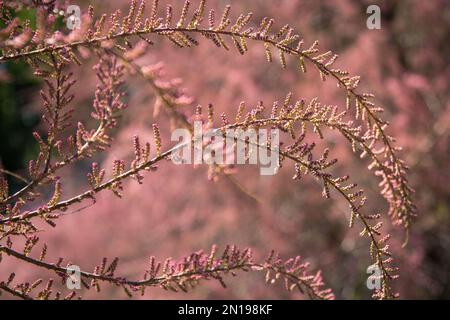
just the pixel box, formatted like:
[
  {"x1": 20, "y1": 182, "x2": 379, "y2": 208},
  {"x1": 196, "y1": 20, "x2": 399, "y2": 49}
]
[{"x1": 1, "y1": 0, "x2": 449, "y2": 299}]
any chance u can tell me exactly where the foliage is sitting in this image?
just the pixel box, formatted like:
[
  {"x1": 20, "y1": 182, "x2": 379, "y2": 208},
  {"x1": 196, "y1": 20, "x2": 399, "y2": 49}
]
[{"x1": 0, "y1": 0, "x2": 425, "y2": 300}]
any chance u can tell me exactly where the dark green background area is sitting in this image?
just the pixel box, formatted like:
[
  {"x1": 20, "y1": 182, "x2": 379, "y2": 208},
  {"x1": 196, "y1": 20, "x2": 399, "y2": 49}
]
[{"x1": 0, "y1": 61, "x2": 40, "y2": 192}]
